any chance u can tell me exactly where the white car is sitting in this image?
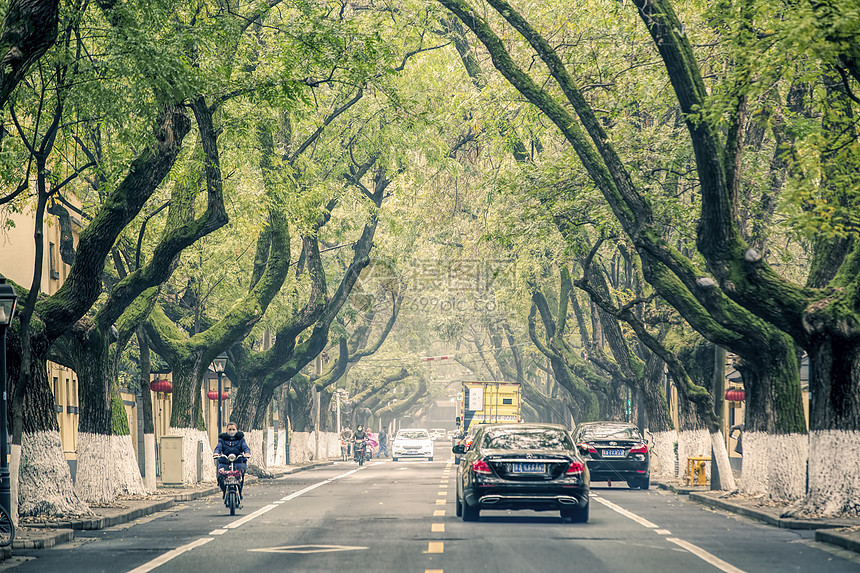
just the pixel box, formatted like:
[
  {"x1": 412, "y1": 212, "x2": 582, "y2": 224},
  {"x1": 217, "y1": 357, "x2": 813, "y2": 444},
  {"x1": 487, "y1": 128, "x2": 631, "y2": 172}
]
[
  {"x1": 392, "y1": 429, "x2": 434, "y2": 461},
  {"x1": 429, "y1": 428, "x2": 447, "y2": 441}
]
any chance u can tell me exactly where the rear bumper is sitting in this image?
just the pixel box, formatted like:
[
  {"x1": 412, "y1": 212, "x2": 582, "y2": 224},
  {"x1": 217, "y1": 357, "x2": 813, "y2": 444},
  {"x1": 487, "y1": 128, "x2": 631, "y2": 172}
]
[
  {"x1": 585, "y1": 459, "x2": 649, "y2": 481},
  {"x1": 464, "y1": 484, "x2": 589, "y2": 511}
]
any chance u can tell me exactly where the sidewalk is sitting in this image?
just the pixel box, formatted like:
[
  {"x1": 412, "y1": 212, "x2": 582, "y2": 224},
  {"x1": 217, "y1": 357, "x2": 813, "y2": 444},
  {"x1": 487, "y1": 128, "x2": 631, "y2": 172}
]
[
  {"x1": 654, "y1": 478, "x2": 860, "y2": 555},
  {"x1": 3, "y1": 460, "x2": 334, "y2": 560}
]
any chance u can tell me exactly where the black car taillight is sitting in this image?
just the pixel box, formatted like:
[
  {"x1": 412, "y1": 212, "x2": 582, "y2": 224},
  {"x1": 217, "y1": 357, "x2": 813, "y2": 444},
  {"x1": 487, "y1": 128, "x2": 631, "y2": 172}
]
[
  {"x1": 472, "y1": 459, "x2": 492, "y2": 474},
  {"x1": 566, "y1": 461, "x2": 585, "y2": 476},
  {"x1": 629, "y1": 443, "x2": 648, "y2": 454}
]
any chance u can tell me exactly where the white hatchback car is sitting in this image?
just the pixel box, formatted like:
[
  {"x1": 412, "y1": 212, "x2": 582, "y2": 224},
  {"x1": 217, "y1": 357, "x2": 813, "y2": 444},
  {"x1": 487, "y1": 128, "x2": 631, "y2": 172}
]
[{"x1": 392, "y1": 429, "x2": 434, "y2": 461}]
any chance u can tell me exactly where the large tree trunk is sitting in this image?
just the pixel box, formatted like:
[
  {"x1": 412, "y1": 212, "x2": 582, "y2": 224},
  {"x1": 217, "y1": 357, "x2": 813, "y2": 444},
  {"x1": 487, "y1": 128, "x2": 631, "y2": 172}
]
[
  {"x1": 230, "y1": 375, "x2": 262, "y2": 430},
  {"x1": 6, "y1": 334, "x2": 88, "y2": 517},
  {"x1": 167, "y1": 356, "x2": 205, "y2": 429},
  {"x1": 288, "y1": 384, "x2": 313, "y2": 432},
  {"x1": 69, "y1": 327, "x2": 145, "y2": 503},
  {"x1": 736, "y1": 343, "x2": 808, "y2": 501},
  {"x1": 789, "y1": 336, "x2": 860, "y2": 517},
  {"x1": 0, "y1": 0, "x2": 60, "y2": 111},
  {"x1": 642, "y1": 364, "x2": 676, "y2": 479}
]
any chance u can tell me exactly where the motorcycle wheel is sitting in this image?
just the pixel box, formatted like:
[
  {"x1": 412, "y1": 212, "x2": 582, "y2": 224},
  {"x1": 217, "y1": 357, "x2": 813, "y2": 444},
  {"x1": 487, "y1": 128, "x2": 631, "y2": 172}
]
[{"x1": 228, "y1": 490, "x2": 237, "y2": 516}]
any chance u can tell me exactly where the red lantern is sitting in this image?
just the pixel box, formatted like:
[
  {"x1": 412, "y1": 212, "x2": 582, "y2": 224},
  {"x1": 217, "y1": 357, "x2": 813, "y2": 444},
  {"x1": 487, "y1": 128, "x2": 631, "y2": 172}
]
[
  {"x1": 725, "y1": 389, "x2": 745, "y2": 402},
  {"x1": 151, "y1": 379, "x2": 173, "y2": 394},
  {"x1": 207, "y1": 391, "x2": 228, "y2": 400}
]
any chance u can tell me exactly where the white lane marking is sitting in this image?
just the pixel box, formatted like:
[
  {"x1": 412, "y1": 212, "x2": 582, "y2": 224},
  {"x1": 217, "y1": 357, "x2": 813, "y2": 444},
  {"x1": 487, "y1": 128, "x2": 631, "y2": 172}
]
[
  {"x1": 209, "y1": 529, "x2": 227, "y2": 535},
  {"x1": 592, "y1": 495, "x2": 659, "y2": 528},
  {"x1": 226, "y1": 504, "x2": 279, "y2": 529},
  {"x1": 126, "y1": 537, "x2": 213, "y2": 573},
  {"x1": 592, "y1": 496, "x2": 746, "y2": 573},
  {"x1": 130, "y1": 466, "x2": 364, "y2": 572},
  {"x1": 655, "y1": 529, "x2": 672, "y2": 535},
  {"x1": 276, "y1": 467, "x2": 361, "y2": 503},
  {"x1": 667, "y1": 537, "x2": 747, "y2": 573},
  {"x1": 249, "y1": 545, "x2": 368, "y2": 554}
]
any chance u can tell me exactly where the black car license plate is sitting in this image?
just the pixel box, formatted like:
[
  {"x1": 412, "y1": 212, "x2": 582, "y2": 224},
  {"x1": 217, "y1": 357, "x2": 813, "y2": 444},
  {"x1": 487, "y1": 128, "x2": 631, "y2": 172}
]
[
  {"x1": 511, "y1": 462, "x2": 545, "y2": 473},
  {"x1": 601, "y1": 449, "x2": 625, "y2": 457}
]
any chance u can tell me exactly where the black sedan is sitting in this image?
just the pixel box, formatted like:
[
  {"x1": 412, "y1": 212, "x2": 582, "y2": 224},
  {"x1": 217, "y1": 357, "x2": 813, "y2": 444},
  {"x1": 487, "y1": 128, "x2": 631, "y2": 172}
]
[
  {"x1": 453, "y1": 424, "x2": 590, "y2": 523},
  {"x1": 571, "y1": 422, "x2": 650, "y2": 489}
]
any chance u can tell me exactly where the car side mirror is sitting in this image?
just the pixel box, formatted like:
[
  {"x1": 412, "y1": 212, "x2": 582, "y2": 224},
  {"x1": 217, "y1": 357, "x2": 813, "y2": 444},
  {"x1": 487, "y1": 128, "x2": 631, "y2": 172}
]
[{"x1": 452, "y1": 444, "x2": 465, "y2": 454}]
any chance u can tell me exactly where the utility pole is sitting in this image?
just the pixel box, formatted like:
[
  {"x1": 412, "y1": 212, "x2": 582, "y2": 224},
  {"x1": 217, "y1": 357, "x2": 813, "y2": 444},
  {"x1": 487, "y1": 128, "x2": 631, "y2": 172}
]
[
  {"x1": 314, "y1": 355, "x2": 321, "y2": 461},
  {"x1": 335, "y1": 390, "x2": 341, "y2": 437},
  {"x1": 711, "y1": 345, "x2": 726, "y2": 491}
]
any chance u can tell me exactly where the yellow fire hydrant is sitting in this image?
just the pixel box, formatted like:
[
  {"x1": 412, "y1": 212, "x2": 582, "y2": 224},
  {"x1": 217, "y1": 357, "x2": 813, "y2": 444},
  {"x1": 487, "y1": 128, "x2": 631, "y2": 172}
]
[{"x1": 686, "y1": 456, "x2": 711, "y2": 486}]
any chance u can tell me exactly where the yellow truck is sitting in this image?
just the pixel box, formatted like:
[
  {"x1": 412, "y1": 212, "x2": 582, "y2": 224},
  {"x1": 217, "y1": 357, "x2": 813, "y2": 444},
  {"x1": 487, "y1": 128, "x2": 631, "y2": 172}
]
[{"x1": 459, "y1": 381, "x2": 522, "y2": 431}]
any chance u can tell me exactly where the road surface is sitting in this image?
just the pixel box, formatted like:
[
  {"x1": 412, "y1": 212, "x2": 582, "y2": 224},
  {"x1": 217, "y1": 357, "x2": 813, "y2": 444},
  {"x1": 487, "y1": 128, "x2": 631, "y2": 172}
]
[{"x1": 6, "y1": 443, "x2": 859, "y2": 572}]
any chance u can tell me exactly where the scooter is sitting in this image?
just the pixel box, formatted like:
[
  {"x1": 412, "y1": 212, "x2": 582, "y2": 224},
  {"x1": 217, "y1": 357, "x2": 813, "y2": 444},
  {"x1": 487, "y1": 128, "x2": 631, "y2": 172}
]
[
  {"x1": 217, "y1": 453, "x2": 247, "y2": 515},
  {"x1": 354, "y1": 440, "x2": 369, "y2": 466}
]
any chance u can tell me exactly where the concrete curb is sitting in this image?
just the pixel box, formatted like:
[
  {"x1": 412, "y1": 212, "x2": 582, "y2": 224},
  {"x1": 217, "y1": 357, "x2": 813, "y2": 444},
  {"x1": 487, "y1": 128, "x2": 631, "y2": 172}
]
[
  {"x1": 653, "y1": 479, "x2": 707, "y2": 496},
  {"x1": 13, "y1": 528, "x2": 74, "y2": 550},
  {"x1": 687, "y1": 492, "x2": 848, "y2": 530},
  {"x1": 815, "y1": 529, "x2": 860, "y2": 554},
  {"x1": 5, "y1": 460, "x2": 333, "y2": 560}
]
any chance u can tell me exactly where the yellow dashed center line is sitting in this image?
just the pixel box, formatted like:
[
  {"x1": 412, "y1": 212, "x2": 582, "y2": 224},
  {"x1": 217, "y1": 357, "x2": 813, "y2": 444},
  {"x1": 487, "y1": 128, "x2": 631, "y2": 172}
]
[{"x1": 425, "y1": 469, "x2": 451, "y2": 569}]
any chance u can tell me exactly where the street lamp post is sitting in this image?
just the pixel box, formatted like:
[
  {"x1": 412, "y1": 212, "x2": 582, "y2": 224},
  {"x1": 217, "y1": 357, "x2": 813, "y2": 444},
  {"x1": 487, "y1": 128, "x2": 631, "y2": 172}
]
[
  {"x1": 212, "y1": 353, "x2": 228, "y2": 434},
  {"x1": 0, "y1": 278, "x2": 19, "y2": 518}
]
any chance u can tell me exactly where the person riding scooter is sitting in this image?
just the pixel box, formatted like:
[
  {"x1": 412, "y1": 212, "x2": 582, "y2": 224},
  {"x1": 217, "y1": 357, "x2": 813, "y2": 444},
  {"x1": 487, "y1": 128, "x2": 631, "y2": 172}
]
[
  {"x1": 353, "y1": 424, "x2": 367, "y2": 463},
  {"x1": 213, "y1": 422, "x2": 251, "y2": 498}
]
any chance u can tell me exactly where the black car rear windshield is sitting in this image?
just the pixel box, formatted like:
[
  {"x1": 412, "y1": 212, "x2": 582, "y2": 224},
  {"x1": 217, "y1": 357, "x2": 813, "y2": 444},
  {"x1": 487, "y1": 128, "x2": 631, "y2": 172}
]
[
  {"x1": 579, "y1": 426, "x2": 642, "y2": 441},
  {"x1": 482, "y1": 428, "x2": 573, "y2": 450}
]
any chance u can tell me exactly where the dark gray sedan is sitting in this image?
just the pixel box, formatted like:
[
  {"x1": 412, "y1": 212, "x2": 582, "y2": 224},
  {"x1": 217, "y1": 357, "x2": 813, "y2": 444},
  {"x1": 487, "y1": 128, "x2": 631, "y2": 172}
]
[
  {"x1": 571, "y1": 422, "x2": 650, "y2": 489},
  {"x1": 453, "y1": 423, "x2": 590, "y2": 523}
]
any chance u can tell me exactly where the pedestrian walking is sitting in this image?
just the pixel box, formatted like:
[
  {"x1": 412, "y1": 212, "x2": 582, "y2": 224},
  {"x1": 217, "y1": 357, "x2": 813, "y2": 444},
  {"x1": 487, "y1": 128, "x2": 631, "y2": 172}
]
[
  {"x1": 366, "y1": 428, "x2": 378, "y2": 457},
  {"x1": 377, "y1": 427, "x2": 388, "y2": 458},
  {"x1": 730, "y1": 423, "x2": 744, "y2": 456},
  {"x1": 340, "y1": 425, "x2": 353, "y2": 459}
]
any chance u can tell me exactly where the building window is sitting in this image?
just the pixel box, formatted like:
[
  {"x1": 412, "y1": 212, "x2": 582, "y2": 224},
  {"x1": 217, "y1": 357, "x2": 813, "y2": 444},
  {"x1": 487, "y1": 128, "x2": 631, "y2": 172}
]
[{"x1": 49, "y1": 242, "x2": 60, "y2": 279}]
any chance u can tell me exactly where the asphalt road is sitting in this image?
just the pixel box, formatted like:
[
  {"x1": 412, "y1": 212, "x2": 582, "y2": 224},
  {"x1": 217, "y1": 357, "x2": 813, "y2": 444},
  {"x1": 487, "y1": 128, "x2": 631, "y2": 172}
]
[{"x1": 6, "y1": 443, "x2": 860, "y2": 573}]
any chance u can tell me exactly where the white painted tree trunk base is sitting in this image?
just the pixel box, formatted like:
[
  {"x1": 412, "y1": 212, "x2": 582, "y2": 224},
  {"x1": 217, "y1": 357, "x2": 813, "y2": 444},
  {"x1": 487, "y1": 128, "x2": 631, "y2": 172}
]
[
  {"x1": 167, "y1": 427, "x2": 216, "y2": 484},
  {"x1": 288, "y1": 432, "x2": 339, "y2": 464},
  {"x1": 75, "y1": 433, "x2": 146, "y2": 504},
  {"x1": 787, "y1": 430, "x2": 860, "y2": 518},
  {"x1": 266, "y1": 427, "x2": 275, "y2": 466},
  {"x1": 18, "y1": 431, "x2": 89, "y2": 517},
  {"x1": 143, "y1": 433, "x2": 157, "y2": 492},
  {"x1": 275, "y1": 429, "x2": 286, "y2": 466},
  {"x1": 710, "y1": 431, "x2": 736, "y2": 491},
  {"x1": 676, "y1": 429, "x2": 710, "y2": 480},
  {"x1": 246, "y1": 430, "x2": 264, "y2": 468},
  {"x1": 648, "y1": 430, "x2": 678, "y2": 479},
  {"x1": 738, "y1": 432, "x2": 807, "y2": 502}
]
